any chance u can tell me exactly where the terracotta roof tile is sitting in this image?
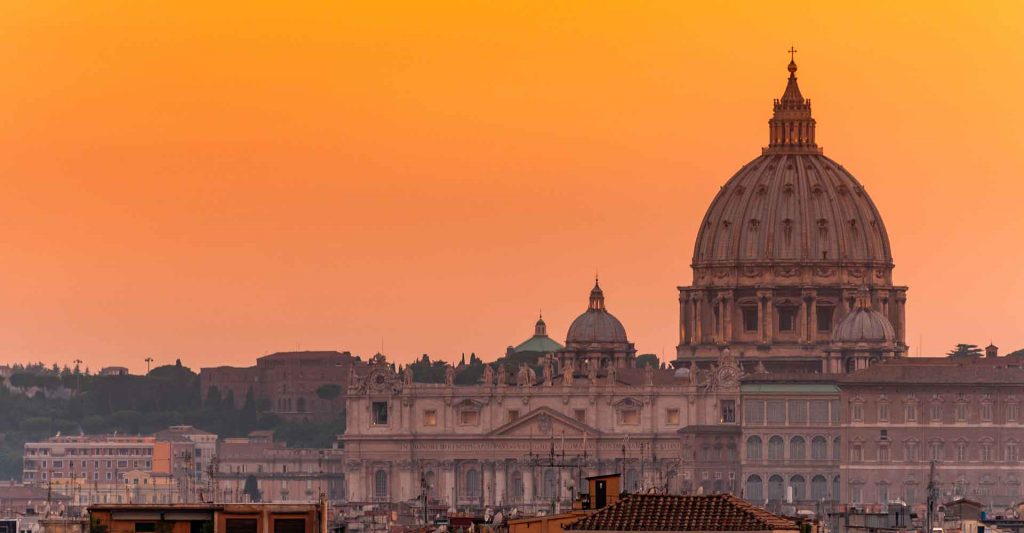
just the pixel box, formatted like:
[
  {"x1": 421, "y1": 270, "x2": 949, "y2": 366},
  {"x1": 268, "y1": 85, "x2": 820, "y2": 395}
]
[{"x1": 565, "y1": 493, "x2": 799, "y2": 532}]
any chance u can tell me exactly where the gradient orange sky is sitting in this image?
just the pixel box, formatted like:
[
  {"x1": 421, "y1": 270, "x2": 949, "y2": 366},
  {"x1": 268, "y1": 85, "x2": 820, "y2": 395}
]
[{"x1": 2, "y1": 2, "x2": 1023, "y2": 373}]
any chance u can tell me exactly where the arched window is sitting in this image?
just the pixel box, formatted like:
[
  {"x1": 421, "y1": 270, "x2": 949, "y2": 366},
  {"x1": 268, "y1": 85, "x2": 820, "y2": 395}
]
[
  {"x1": 790, "y1": 475, "x2": 805, "y2": 501},
  {"x1": 465, "y1": 468, "x2": 480, "y2": 498},
  {"x1": 745, "y1": 475, "x2": 763, "y2": 501},
  {"x1": 511, "y1": 471, "x2": 524, "y2": 502},
  {"x1": 832, "y1": 476, "x2": 841, "y2": 501},
  {"x1": 811, "y1": 436, "x2": 827, "y2": 460},
  {"x1": 790, "y1": 437, "x2": 806, "y2": 460},
  {"x1": 543, "y1": 469, "x2": 558, "y2": 499},
  {"x1": 746, "y1": 436, "x2": 762, "y2": 460},
  {"x1": 768, "y1": 436, "x2": 785, "y2": 461},
  {"x1": 768, "y1": 475, "x2": 784, "y2": 500},
  {"x1": 374, "y1": 469, "x2": 388, "y2": 500},
  {"x1": 625, "y1": 468, "x2": 639, "y2": 492},
  {"x1": 811, "y1": 475, "x2": 828, "y2": 500},
  {"x1": 833, "y1": 437, "x2": 841, "y2": 461}
]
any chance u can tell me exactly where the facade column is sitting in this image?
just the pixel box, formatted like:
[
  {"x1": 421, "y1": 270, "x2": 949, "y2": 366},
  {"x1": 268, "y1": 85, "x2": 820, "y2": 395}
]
[
  {"x1": 806, "y1": 289, "x2": 818, "y2": 341},
  {"x1": 895, "y1": 290, "x2": 907, "y2": 349},
  {"x1": 494, "y1": 463, "x2": 506, "y2": 506},
  {"x1": 798, "y1": 296, "x2": 807, "y2": 343},
  {"x1": 755, "y1": 292, "x2": 764, "y2": 343},
  {"x1": 400, "y1": 463, "x2": 414, "y2": 501},
  {"x1": 523, "y1": 466, "x2": 535, "y2": 505},
  {"x1": 443, "y1": 462, "x2": 456, "y2": 508},
  {"x1": 693, "y1": 292, "x2": 703, "y2": 344},
  {"x1": 723, "y1": 291, "x2": 734, "y2": 343},
  {"x1": 482, "y1": 462, "x2": 494, "y2": 506},
  {"x1": 680, "y1": 292, "x2": 689, "y2": 346}
]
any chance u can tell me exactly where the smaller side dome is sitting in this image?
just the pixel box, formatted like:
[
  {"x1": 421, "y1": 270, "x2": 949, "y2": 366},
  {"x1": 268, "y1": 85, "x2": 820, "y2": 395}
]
[{"x1": 832, "y1": 306, "x2": 895, "y2": 344}]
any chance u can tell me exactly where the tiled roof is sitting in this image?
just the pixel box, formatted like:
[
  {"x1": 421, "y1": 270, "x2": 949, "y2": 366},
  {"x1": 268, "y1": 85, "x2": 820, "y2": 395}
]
[
  {"x1": 565, "y1": 493, "x2": 799, "y2": 532},
  {"x1": 841, "y1": 358, "x2": 1024, "y2": 385}
]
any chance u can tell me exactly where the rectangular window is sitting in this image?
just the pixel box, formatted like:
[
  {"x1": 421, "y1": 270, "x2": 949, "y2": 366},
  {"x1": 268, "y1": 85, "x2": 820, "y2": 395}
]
[
  {"x1": 809, "y1": 400, "x2": 829, "y2": 424},
  {"x1": 423, "y1": 409, "x2": 437, "y2": 426},
  {"x1": 878, "y1": 404, "x2": 890, "y2": 423},
  {"x1": 931, "y1": 404, "x2": 942, "y2": 422},
  {"x1": 53, "y1": 461, "x2": 63, "y2": 468},
  {"x1": 273, "y1": 519, "x2": 306, "y2": 533},
  {"x1": 766, "y1": 400, "x2": 786, "y2": 424},
  {"x1": 372, "y1": 401, "x2": 388, "y2": 425},
  {"x1": 135, "y1": 523, "x2": 156, "y2": 533},
  {"x1": 816, "y1": 306, "x2": 834, "y2": 332},
  {"x1": 574, "y1": 409, "x2": 586, "y2": 423},
  {"x1": 720, "y1": 400, "x2": 736, "y2": 423},
  {"x1": 742, "y1": 307, "x2": 758, "y2": 332},
  {"x1": 619, "y1": 409, "x2": 640, "y2": 425},
  {"x1": 831, "y1": 400, "x2": 841, "y2": 424},
  {"x1": 982, "y1": 403, "x2": 993, "y2": 422},
  {"x1": 508, "y1": 410, "x2": 520, "y2": 423},
  {"x1": 930, "y1": 442, "x2": 943, "y2": 462},
  {"x1": 905, "y1": 443, "x2": 918, "y2": 462},
  {"x1": 956, "y1": 443, "x2": 968, "y2": 462},
  {"x1": 459, "y1": 410, "x2": 479, "y2": 426},
  {"x1": 117, "y1": 460, "x2": 128, "y2": 468},
  {"x1": 788, "y1": 400, "x2": 808, "y2": 425},
  {"x1": 851, "y1": 403, "x2": 863, "y2": 422},
  {"x1": 666, "y1": 408, "x2": 680, "y2": 425},
  {"x1": 956, "y1": 404, "x2": 967, "y2": 422},
  {"x1": 905, "y1": 404, "x2": 917, "y2": 422},
  {"x1": 744, "y1": 400, "x2": 764, "y2": 425},
  {"x1": 778, "y1": 307, "x2": 797, "y2": 332},
  {"x1": 851, "y1": 485, "x2": 863, "y2": 504},
  {"x1": 1008, "y1": 403, "x2": 1019, "y2": 422},
  {"x1": 878, "y1": 485, "x2": 889, "y2": 504},
  {"x1": 878, "y1": 446, "x2": 890, "y2": 463},
  {"x1": 850, "y1": 446, "x2": 863, "y2": 462},
  {"x1": 981, "y1": 444, "x2": 993, "y2": 462},
  {"x1": 1007, "y1": 444, "x2": 1019, "y2": 462}
]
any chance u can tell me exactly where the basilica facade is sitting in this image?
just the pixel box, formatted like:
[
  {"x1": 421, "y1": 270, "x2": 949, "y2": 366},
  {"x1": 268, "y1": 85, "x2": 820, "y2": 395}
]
[{"x1": 339, "y1": 57, "x2": 1024, "y2": 520}]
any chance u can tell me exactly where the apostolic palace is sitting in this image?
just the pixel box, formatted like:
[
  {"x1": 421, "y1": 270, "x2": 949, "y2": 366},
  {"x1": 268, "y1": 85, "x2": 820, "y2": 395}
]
[{"x1": 340, "y1": 57, "x2": 1024, "y2": 518}]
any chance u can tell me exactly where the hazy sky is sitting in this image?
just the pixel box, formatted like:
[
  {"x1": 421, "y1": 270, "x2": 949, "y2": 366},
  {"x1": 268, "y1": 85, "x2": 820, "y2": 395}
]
[{"x1": 1, "y1": 2, "x2": 1022, "y2": 373}]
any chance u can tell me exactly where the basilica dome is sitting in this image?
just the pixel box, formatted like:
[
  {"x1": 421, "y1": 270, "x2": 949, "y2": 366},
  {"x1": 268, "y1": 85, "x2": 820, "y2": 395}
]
[
  {"x1": 692, "y1": 60, "x2": 893, "y2": 272},
  {"x1": 566, "y1": 280, "x2": 628, "y2": 344}
]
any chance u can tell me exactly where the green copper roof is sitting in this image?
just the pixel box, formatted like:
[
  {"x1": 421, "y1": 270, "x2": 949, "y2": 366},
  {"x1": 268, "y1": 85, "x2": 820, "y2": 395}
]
[{"x1": 513, "y1": 335, "x2": 564, "y2": 354}]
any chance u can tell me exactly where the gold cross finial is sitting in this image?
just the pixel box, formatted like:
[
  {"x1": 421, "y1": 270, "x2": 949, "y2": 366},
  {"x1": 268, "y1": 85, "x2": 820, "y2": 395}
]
[{"x1": 788, "y1": 46, "x2": 798, "y2": 62}]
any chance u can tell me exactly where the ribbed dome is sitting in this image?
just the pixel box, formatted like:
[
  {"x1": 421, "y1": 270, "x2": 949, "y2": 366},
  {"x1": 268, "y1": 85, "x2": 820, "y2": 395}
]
[
  {"x1": 832, "y1": 306, "x2": 895, "y2": 344},
  {"x1": 566, "y1": 280, "x2": 629, "y2": 344},
  {"x1": 692, "y1": 153, "x2": 893, "y2": 267},
  {"x1": 692, "y1": 58, "x2": 892, "y2": 271}
]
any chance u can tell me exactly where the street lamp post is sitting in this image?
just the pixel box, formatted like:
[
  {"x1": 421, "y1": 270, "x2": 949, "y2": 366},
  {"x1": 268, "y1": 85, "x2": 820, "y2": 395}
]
[{"x1": 145, "y1": 357, "x2": 154, "y2": 374}]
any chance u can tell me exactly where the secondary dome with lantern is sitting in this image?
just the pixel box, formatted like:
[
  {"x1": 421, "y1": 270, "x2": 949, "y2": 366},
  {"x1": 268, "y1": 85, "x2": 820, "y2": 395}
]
[
  {"x1": 832, "y1": 304, "x2": 896, "y2": 345},
  {"x1": 566, "y1": 280, "x2": 629, "y2": 344}
]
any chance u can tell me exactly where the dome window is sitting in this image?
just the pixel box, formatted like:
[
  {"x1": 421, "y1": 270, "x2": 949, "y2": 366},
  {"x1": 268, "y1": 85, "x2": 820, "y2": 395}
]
[
  {"x1": 778, "y1": 306, "x2": 798, "y2": 332},
  {"x1": 816, "y1": 306, "x2": 834, "y2": 332}
]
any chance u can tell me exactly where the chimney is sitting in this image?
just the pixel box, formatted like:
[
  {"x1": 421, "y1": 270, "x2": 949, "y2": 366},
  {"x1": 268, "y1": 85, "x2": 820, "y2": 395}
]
[{"x1": 986, "y1": 344, "x2": 998, "y2": 358}]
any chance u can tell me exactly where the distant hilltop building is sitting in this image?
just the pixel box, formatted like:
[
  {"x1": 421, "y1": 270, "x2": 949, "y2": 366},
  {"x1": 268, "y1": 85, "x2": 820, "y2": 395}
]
[
  {"x1": 338, "y1": 55, "x2": 1024, "y2": 524},
  {"x1": 199, "y1": 350, "x2": 366, "y2": 421},
  {"x1": 98, "y1": 366, "x2": 129, "y2": 376}
]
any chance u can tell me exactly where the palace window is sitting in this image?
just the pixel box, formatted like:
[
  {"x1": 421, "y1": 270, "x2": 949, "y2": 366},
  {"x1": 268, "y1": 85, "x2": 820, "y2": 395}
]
[
  {"x1": 666, "y1": 408, "x2": 680, "y2": 425},
  {"x1": 981, "y1": 442, "x2": 993, "y2": 462},
  {"x1": 878, "y1": 403, "x2": 890, "y2": 423},
  {"x1": 816, "y1": 306, "x2": 834, "y2": 332},
  {"x1": 930, "y1": 441, "x2": 944, "y2": 462},
  {"x1": 851, "y1": 403, "x2": 863, "y2": 422},
  {"x1": 744, "y1": 400, "x2": 764, "y2": 425},
  {"x1": 746, "y1": 436, "x2": 762, "y2": 460},
  {"x1": 811, "y1": 436, "x2": 827, "y2": 460},
  {"x1": 1008, "y1": 402, "x2": 1019, "y2": 422},
  {"x1": 768, "y1": 436, "x2": 785, "y2": 461},
  {"x1": 789, "y1": 400, "x2": 808, "y2": 425},
  {"x1": 905, "y1": 442, "x2": 919, "y2": 462},
  {"x1": 809, "y1": 400, "x2": 829, "y2": 424},
  {"x1": 850, "y1": 444, "x2": 863, "y2": 462},
  {"x1": 720, "y1": 400, "x2": 736, "y2": 423},
  {"x1": 981, "y1": 403, "x2": 993, "y2": 422},
  {"x1": 573, "y1": 409, "x2": 586, "y2": 423},
  {"x1": 423, "y1": 409, "x2": 437, "y2": 426},
  {"x1": 878, "y1": 444, "x2": 890, "y2": 463},
  {"x1": 767, "y1": 400, "x2": 786, "y2": 424},
  {"x1": 742, "y1": 307, "x2": 758, "y2": 332},
  {"x1": 778, "y1": 307, "x2": 798, "y2": 332},
  {"x1": 374, "y1": 469, "x2": 388, "y2": 500},
  {"x1": 507, "y1": 410, "x2": 520, "y2": 423},
  {"x1": 930, "y1": 403, "x2": 942, "y2": 422},
  {"x1": 372, "y1": 402, "x2": 389, "y2": 425},
  {"x1": 905, "y1": 403, "x2": 917, "y2": 422},
  {"x1": 956, "y1": 403, "x2": 967, "y2": 422},
  {"x1": 790, "y1": 436, "x2": 805, "y2": 460},
  {"x1": 1007, "y1": 443, "x2": 1019, "y2": 463}
]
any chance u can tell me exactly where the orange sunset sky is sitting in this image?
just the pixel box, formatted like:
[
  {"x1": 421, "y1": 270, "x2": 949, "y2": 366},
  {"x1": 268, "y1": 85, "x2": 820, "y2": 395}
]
[{"x1": 1, "y1": 2, "x2": 1023, "y2": 373}]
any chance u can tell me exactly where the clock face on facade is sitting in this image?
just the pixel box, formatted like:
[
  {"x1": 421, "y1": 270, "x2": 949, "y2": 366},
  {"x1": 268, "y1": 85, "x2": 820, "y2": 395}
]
[{"x1": 717, "y1": 365, "x2": 741, "y2": 389}]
